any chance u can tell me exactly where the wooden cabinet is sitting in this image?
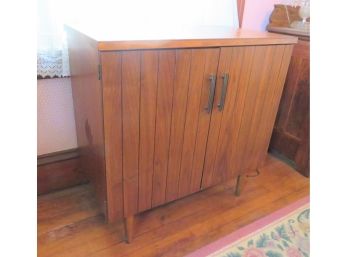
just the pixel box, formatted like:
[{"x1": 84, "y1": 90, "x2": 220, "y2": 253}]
[
  {"x1": 269, "y1": 39, "x2": 309, "y2": 177},
  {"x1": 66, "y1": 26, "x2": 295, "y2": 242},
  {"x1": 267, "y1": 18, "x2": 310, "y2": 177}
]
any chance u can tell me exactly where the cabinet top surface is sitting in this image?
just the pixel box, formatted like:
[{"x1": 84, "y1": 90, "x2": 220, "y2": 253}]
[{"x1": 65, "y1": 24, "x2": 298, "y2": 51}]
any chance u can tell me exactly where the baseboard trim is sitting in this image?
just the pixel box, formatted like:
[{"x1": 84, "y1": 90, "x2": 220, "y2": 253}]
[{"x1": 38, "y1": 148, "x2": 88, "y2": 195}]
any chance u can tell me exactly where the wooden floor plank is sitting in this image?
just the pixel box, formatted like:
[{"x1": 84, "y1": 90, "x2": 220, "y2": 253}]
[
  {"x1": 38, "y1": 184, "x2": 100, "y2": 236},
  {"x1": 38, "y1": 154, "x2": 309, "y2": 257}
]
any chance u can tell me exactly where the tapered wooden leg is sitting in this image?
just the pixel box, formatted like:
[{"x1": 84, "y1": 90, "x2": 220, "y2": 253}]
[
  {"x1": 235, "y1": 175, "x2": 242, "y2": 196},
  {"x1": 235, "y1": 169, "x2": 261, "y2": 196},
  {"x1": 125, "y1": 215, "x2": 134, "y2": 243}
]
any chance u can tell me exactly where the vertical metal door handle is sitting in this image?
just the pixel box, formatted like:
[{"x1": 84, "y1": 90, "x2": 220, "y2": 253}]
[
  {"x1": 217, "y1": 73, "x2": 229, "y2": 111},
  {"x1": 205, "y1": 74, "x2": 217, "y2": 113}
]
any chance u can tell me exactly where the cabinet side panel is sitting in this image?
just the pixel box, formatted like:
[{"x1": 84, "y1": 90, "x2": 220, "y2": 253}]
[
  {"x1": 66, "y1": 27, "x2": 106, "y2": 215},
  {"x1": 100, "y1": 52, "x2": 124, "y2": 222},
  {"x1": 122, "y1": 51, "x2": 141, "y2": 216}
]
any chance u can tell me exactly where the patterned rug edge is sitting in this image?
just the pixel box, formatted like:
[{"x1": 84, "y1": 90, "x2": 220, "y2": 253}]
[{"x1": 186, "y1": 196, "x2": 310, "y2": 257}]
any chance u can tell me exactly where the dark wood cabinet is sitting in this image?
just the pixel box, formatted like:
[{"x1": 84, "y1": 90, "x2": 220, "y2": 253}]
[
  {"x1": 66, "y1": 26, "x2": 295, "y2": 242},
  {"x1": 268, "y1": 30, "x2": 310, "y2": 177}
]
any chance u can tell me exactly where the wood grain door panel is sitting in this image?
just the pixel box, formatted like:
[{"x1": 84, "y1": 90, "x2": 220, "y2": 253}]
[
  {"x1": 202, "y1": 45, "x2": 292, "y2": 188},
  {"x1": 138, "y1": 50, "x2": 159, "y2": 212},
  {"x1": 202, "y1": 46, "x2": 249, "y2": 188},
  {"x1": 112, "y1": 48, "x2": 220, "y2": 215},
  {"x1": 121, "y1": 51, "x2": 141, "y2": 216},
  {"x1": 177, "y1": 48, "x2": 220, "y2": 197},
  {"x1": 151, "y1": 50, "x2": 176, "y2": 207},
  {"x1": 102, "y1": 45, "x2": 292, "y2": 217}
]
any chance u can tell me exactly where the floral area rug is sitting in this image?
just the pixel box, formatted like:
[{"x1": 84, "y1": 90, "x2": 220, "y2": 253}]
[{"x1": 186, "y1": 197, "x2": 309, "y2": 257}]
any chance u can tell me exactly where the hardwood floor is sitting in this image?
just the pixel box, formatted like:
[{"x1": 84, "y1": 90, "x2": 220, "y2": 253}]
[{"x1": 38, "y1": 155, "x2": 309, "y2": 257}]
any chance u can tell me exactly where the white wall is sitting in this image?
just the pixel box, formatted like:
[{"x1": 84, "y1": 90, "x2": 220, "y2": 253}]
[{"x1": 37, "y1": 78, "x2": 77, "y2": 155}]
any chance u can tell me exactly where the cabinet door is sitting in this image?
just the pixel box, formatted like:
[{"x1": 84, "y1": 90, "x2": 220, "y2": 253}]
[
  {"x1": 103, "y1": 48, "x2": 220, "y2": 216},
  {"x1": 202, "y1": 45, "x2": 293, "y2": 188}
]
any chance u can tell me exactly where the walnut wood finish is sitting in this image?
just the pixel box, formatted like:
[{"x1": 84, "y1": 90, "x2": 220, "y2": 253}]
[
  {"x1": 125, "y1": 216, "x2": 135, "y2": 243},
  {"x1": 178, "y1": 48, "x2": 220, "y2": 197},
  {"x1": 98, "y1": 35, "x2": 297, "y2": 51},
  {"x1": 270, "y1": 39, "x2": 309, "y2": 177},
  {"x1": 106, "y1": 45, "x2": 290, "y2": 215},
  {"x1": 102, "y1": 48, "x2": 222, "y2": 217},
  {"x1": 165, "y1": 50, "x2": 192, "y2": 202},
  {"x1": 202, "y1": 46, "x2": 249, "y2": 188},
  {"x1": 65, "y1": 27, "x2": 107, "y2": 215},
  {"x1": 266, "y1": 6, "x2": 309, "y2": 177},
  {"x1": 100, "y1": 52, "x2": 124, "y2": 222},
  {"x1": 66, "y1": 26, "x2": 297, "y2": 51},
  {"x1": 138, "y1": 50, "x2": 159, "y2": 212},
  {"x1": 121, "y1": 51, "x2": 141, "y2": 217},
  {"x1": 202, "y1": 45, "x2": 292, "y2": 188},
  {"x1": 151, "y1": 50, "x2": 176, "y2": 207},
  {"x1": 66, "y1": 26, "x2": 295, "y2": 242}
]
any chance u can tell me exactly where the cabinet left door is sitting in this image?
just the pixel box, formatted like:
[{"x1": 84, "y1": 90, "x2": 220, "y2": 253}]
[{"x1": 101, "y1": 48, "x2": 220, "y2": 219}]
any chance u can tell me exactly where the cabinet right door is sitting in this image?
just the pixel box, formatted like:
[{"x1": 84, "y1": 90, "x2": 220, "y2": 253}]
[{"x1": 201, "y1": 45, "x2": 293, "y2": 188}]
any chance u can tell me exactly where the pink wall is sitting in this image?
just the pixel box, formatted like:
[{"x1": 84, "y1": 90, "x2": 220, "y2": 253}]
[
  {"x1": 242, "y1": 0, "x2": 282, "y2": 31},
  {"x1": 37, "y1": 78, "x2": 77, "y2": 155}
]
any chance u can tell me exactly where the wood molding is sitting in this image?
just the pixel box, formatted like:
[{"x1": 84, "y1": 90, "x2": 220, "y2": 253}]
[
  {"x1": 38, "y1": 148, "x2": 80, "y2": 165},
  {"x1": 38, "y1": 148, "x2": 88, "y2": 195}
]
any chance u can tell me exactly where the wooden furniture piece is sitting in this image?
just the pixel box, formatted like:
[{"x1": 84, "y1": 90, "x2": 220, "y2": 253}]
[
  {"x1": 66, "y1": 25, "x2": 296, "y2": 243},
  {"x1": 268, "y1": 5, "x2": 310, "y2": 177}
]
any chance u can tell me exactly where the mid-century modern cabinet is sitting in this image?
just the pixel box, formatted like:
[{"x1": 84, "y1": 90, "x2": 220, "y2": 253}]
[{"x1": 66, "y1": 26, "x2": 296, "y2": 242}]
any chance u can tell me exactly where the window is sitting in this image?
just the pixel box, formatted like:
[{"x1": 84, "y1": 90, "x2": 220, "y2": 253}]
[{"x1": 37, "y1": 0, "x2": 239, "y2": 78}]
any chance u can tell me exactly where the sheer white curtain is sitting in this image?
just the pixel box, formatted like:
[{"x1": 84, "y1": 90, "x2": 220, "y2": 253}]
[
  {"x1": 37, "y1": 0, "x2": 239, "y2": 78},
  {"x1": 37, "y1": 0, "x2": 70, "y2": 78}
]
